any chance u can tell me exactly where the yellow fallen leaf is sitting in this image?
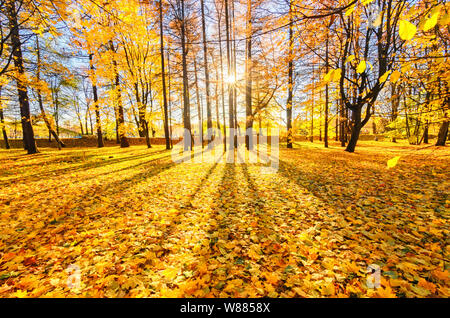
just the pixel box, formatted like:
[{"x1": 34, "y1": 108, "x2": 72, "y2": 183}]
[{"x1": 387, "y1": 156, "x2": 401, "y2": 168}]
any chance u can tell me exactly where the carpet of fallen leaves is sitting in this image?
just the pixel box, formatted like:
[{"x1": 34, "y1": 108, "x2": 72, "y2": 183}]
[{"x1": 0, "y1": 141, "x2": 448, "y2": 298}]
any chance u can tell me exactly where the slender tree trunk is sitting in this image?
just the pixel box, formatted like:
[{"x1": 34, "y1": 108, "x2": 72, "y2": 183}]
[
  {"x1": 110, "y1": 44, "x2": 129, "y2": 148},
  {"x1": 194, "y1": 57, "x2": 203, "y2": 148},
  {"x1": 335, "y1": 113, "x2": 339, "y2": 142},
  {"x1": 180, "y1": 0, "x2": 192, "y2": 151},
  {"x1": 159, "y1": 0, "x2": 170, "y2": 150},
  {"x1": 200, "y1": 0, "x2": 213, "y2": 148},
  {"x1": 167, "y1": 47, "x2": 173, "y2": 149},
  {"x1": 0, "y1": 87, "x2": 10, "y2": 149},
  {"x1": 245, "y1": 0, "x2": 253, "y2": 150},
  {"x1": 214, "y1": 57, "x2": 221, "y2": 135},
  {"x1": 286, "y1": 0, "x2": 293, "y2": 149},
  {"x1": 89, "y1": 53, "x2": 104, "y2": 148},
  {"x1": 232, "y1": 0, "x2": 238, "y2": 143},
  {"x1": 225, "y1": 0, "x2": 234, "y2": 149},
  {"x1": 324, "y1": 31, "x2": 329, "y2": 148},
  {"x1": 217, "y1": 6, "x2": 226, "y2": 150},
  {"x1": 89, "y1": 110, "x2": 93, "y2": 135},
  {"x1": 7, "y1": 0, "x2": 38, "y2": 154},
  {"x1": 310, "y1": 64, "x2": 314, "y2": 142},
  {"x1": 135, "y1": 83, "x2": 150, "y2": 148},
  {"x1": 340, "y1": 99, "x2": 345, "y2": 147}
]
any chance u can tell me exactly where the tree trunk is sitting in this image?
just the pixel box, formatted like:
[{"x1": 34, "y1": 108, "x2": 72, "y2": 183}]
[
  {"x1": 112, "y1": 56, "x2": 129, "y2": 148},
  {"x1": 167, "y1": 47, "x2": 173, "y2": 149},
  {"x1": 225, "y1": 0, "x2": 235, "y2": 150},
  {"x1": 245, "y1": 0, "x2": 253, "y2": 150},
  {"x1": 0, "y1": 87, "x2": 10, "y2": 149},
  {"x1": 159, "y1": 0, "x2": 170, "y2": 150},
  {"x1": 200, "y1": 0, "x2": 213, "y2": 148},
  {"x1": 180, "y1": 0, "x2": 192, "y2": 151},
  {"x1": 217, "y1": 5, "x2": 226, "y2": 151},
  {"x1": 436, "y1": 118, "x2": 449, "y2": 146},
  {"x1": 345, "y1": 108, "x2": 362, "y2": 153},
  {"x1": 340, "y1": 99, "x2": 345, "y2": 147},
  {"x1": 286, "y1": 0, "x2": 293, "y2": 149},
  {"x1": 194, "y1": 57, "x2": 203, "y2": 148},
  {"x1": 214, "y1": 58, "x2": 221, "y2": 135},
  {"x1": 310, "y1": 64, "x2": 314, "y2": 143},
  {"x1": 423, "y1": 120, "x2": 429, "y2": 144},
  {"x1": 324, "y1": 30, "x2": 329, "y2": 148},
  {"x1": 7, "y1": 0, "x2": 38, "y2": 154},
  {"x1": 89, "y1": 53, "x2": 104, "y2": 148}
]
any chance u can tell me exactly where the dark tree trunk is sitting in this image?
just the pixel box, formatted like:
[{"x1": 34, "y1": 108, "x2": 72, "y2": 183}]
[
  {"x1": 340, "y1": 99, "x2": 345, "y2": 147},
  {"x1": 159, "y1": 0, "x2": 170, "y2": 150},
  {"x1": 180, "y1": 0, "x2": 192, "y2": 151},
  {"x1": 214, "y1": 59, "x2": 221, "y2": 135},
  {"x1": 167, "y1": 48, "x2": 173, "y2": 149},
  {"x1": 113, "y1": 60, "x2": 129, "y2": 148},
  {"x1": 217, "y1": 5, "x2": 226, "y2": 151},
  {"x1": 423, "y1": 121, "x2": 429, "y2": 144},
  {"x1": 200, "y1": 0, "x2": 213, "y2": 148},
  {"x1": 286, "y1": 0, "x2": 293, "y2": 149},
  {"x1": 0, "y1": 88, "x2": 9, "y2": 149},
  {"x1": 89, "y1": 53, "x2": 104, "y2": 148},
  {"x1": 245, "y1": 0, "x2": 253, "y2": 150},
  {"x1": 7, "y1": 0, "x2": 38, "y2": 154},
  {"x1": 193, "y1": 58, "x2": 203, "y2": 148},
  {"x1": 436, "y1": 118, "x2": 449, "y2": 146},
  {"x1": 225, "y1": 0, "x2": 235, "y2": 150},
  {"x1": 345, "y1": 108, "x2": 362, "y2": 153},
  {"x1": 310, "y1": 64, "x2": 314, "y2": 143},
  {"x1": 324, "y1": 29, "x2": 329, "y2": 148}
]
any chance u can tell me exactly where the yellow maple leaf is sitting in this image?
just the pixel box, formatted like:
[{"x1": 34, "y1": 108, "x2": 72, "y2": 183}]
[
  {"x1": 399, "y1": 20, "x2": 416, "y2": 41},
  {"x1": 375, "y1": 285, "x2": 396, "y2": 298},
  {"x1": 418, "y1": 278, "x2": 436, "y2": 293},
  {"x1": 263, "y1": 272, "x2": 279, "y2": 285}
]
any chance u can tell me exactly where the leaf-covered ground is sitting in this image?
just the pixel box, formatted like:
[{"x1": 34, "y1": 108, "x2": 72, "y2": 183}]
[{"x1": 0, "y1": 141, "x2": 448, "y2": 298}]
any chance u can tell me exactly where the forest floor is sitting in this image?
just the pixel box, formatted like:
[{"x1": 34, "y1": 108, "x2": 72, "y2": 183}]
[{"x1": 0, "y1": 141, "x2": 448, "y2": 298}]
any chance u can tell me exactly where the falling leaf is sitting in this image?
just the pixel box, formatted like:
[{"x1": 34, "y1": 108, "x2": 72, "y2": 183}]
[
  {"x1": 357, "y1": 60, "x2": 367, "y2": 74},
  {"x1": 379, "y1": 70, "x2": 391, "y2": 83},
  {"x1": 390, "y1": 70, "x2": 401, "y2": 83},
  {"x1": 345, "y1": 5, "x2": 356, "y2": 16},
  {"x1": 423, "y1": 12, "x2": 439, "y2": 32},
  {"x1": 399, "y1": 20, "x2": 416, "y2": 40}
]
